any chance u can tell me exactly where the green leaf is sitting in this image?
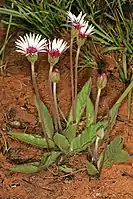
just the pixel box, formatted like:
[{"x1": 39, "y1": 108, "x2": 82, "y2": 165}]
[
  {"x1": 35, "y1": 96, "x2": 54, "y2": 138},
  {"x1": 10, "y1": 162, "x2": 40, "y2": 173},
  {"x1": 59, "y1": 165, "x2": 73, "y2": 173},
  {"x1": 86, "y1": 161, "x2": 99, "y2": 176},
  {"x1": 63, "y1": 124, "x2": 76, "y2": 143},
  {"x1": 70, "y1": 125, "x2": 96, "y2": 152},
  {"x1": 114, "y1": 150, "x2": 130, "y2": 163},
  {"x1": 101, "y1": 46, "x2": 122, "y2": 54},
  {"x1": 68, "y1": 78, "x2": 92, "y2": 125},
  {"x1": 53, "y1": 133, "x2": 70, "y2": 153},
  {"x1": 109, "y1": 104, "x2": 120, "y2": 128},
  {"x1": 92, "y1": 35, "x2": 111, "y2": 45},
  {"x1": 86, "y1": 96, "x2": 94, "y2": 127},
  {"x1": 99, "y1": 136, "x2": 130, "y2": 167},
  {"x1": 109, "y1": 135, "x2": 124, "y2": 152},
  {"x1": 102, "y1": 80, "x2": 133, "y2": 132},
  {"x1": 102, "y1": 103, "x2": 120, "y2": 133},
  {"x1": 40, "y1": 151, "x2": 61, "y2": 168},
  {"x1": 122, "y1": 48, "x2": 127, "y2": 80},
  {"x1": 9, "y1": 133, "x2": 55, "y2": 148}
]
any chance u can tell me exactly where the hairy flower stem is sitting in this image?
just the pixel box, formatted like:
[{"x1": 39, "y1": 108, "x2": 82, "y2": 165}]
[
  {"x1": 93, "y1": 88, "x2": 102, "y2": 166},
  {"x1": 93, "y1": 137, "x2": 100, "y2": 167},
  {"x1": 31, "y1": 62, "x2": 49, "y2": 149},
  {"x1": 70, "y1": 35, "x2": 75, "y2": 123},
  {"x1": 49, "y1": 66, "x2": 58, "y2": 132},
  {"x1": 94, "y1": 88, "x2": 101, "y2": 123},
  {"x1": 53, "y1": 82, "x2": 62, "y2": 132},
  {"x1": 74, "y1": 46, "x2": 81, "y2": 122}
]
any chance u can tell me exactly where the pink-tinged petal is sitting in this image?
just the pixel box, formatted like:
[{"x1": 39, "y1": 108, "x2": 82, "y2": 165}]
[
  {"x1": 52, "y1": 38, "x2": 57, "y2": 50},
  {"x1": 16, "y1": 49, "x2": 26, "y2": 54},
  {"x1": 67, "y1": 11, "x2": 87, "y2": 29},
  {"x1": 78, "y1": 23, "x2": 95, "y2": 38},
  {"x1": 77, "y1": 12, "x2": 86, "y2": 23},
  {"x1": 76, "y1": 11, "x2": 82, "y2": 21},
  {"x1": 67, "y1": 11, "x2": 76, "y2": 22}
]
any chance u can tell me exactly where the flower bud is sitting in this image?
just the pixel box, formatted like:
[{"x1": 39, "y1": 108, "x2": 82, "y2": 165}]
[
  {"x1": 50, "y1": 68, "x2": 60, "y2": 83},
  {"x1": 96, "y1": 128, "x2": 104, "y2": 139},
  {"x1": 97, "y1": 73, "x2": 107, "y2": 90}
]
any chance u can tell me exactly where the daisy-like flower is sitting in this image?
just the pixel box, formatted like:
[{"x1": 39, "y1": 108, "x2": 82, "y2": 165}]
[
  {"x1": 77, "y1": 23, "x2": 94, "y2": 47},
  {"x1": 15, "y1": 33, "x2": 47, "y2": 56},
  {"x1": 47, "y1": 38, "x2": 68, "y2": 66},
  {"x1": 78, "y1": 23, "x2": 94, "y2": 38},
  {"x1": 48, "y1": 38, "x2": 68, "y2": 57},
  {"x1": 67, "y1": 11, "x2": 86, "y2": 29}
]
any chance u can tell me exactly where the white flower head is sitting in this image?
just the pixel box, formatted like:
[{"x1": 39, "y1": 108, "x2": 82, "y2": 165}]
[
  {"x1": 47, "y1": 38, "x2": 68, "y2": 57},
  {"x1": 78, "y1": 23, "x2": 95, "y2": 38},
  {"x1": 67, "y1": 11, "x2": 86, "y2": 29},
  {"x1": 15, "y1": 33, "x2": 47, "y2": 56}
]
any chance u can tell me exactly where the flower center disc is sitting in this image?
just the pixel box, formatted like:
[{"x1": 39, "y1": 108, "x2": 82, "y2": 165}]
[
  {"x1": 27, "y1": 46, "x2": 38, "y2": 54},
  {"x1": 49, "y1": 50, "x2": 60, "y2": 57},
  {"x1": 73, "y1": 22, "x2": 83, "y2": 29}
]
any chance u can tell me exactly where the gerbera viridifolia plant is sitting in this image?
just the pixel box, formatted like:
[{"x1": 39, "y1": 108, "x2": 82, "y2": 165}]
[
  {"x1": 75, "y1": 22, "x2": 94, "y2": 123},
  {"x1": 47, "y1": 38, "x2": 68, "y2": 132},
  {"x1": 50, "y1": 68, "x2": 62, "y2": 132},
  {"x1": 15, "y1": 33, "x2": 50, "y2": 146},
  {"x1": 67, "y1": 11, "x2": 87, "y2": 122}
]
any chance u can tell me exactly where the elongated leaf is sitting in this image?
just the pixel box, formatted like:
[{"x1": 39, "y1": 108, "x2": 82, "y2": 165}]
[
  {"x1": 94, "y1": 29, "x2": 113, "y2": 43},
  {"x1": 92, "y1": 20, "x2": 114, "y2": 42},
  {"x1": 92, "y1": 35, "x2": 111, "y2": 45},
  {"x1": 59, "y1": 165, "x2": 73, "y2": 173},
  {"x1": 0, "y1": 8, "x2": 25, "y2": 18},
  {"x1": 109, "y1": 103, "x2": 120, "y2": 127},
  {"x1": 53, "y1": 133, "x2": 70, "y2": 152},
  {"x1": 9, "y1": 133, "x2": 55, "y2": 148},
  {"x1": 68, "y1": 78, "x2": 92, "y2": 126},
  {"x1": 86, "y1": 96, "x2": 94, "y2": 128},
  {"x1": 10, "y1": 162, "x2": 40, "y2": 173},
  {"x1": 40, "y1": 151, "x2": 61, "y2": 168},
  {"x1": 102, "y1": 80, "x2": 133, "y2": 132},
  {"x1": 70, "y1": 125, "x2": 96, "y2": 152},
  {"x1": 101, "y1": 46, "x2": 122, "y2": 54},
  {"x1": 63, "y1": 124, "x2": 76, "y2": 143},
  {"x1": 35, "y1": 96, "x2": 54, "y2": 138},
  {"x1": 127, "y1": 73, "x2": 133, "y2": 118},
  {"x1": 86, "y1": 162, "x2": 99, "y2": 176},
  {"x1": 102, "y1": 103, "x2": 120, "y2": 132},
  {"x1": 98, "y1": 136, "x2": 130, "y2": 167},
  {"x1": 122, "y1": 48, "x2": 127, "y2": 80}
]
